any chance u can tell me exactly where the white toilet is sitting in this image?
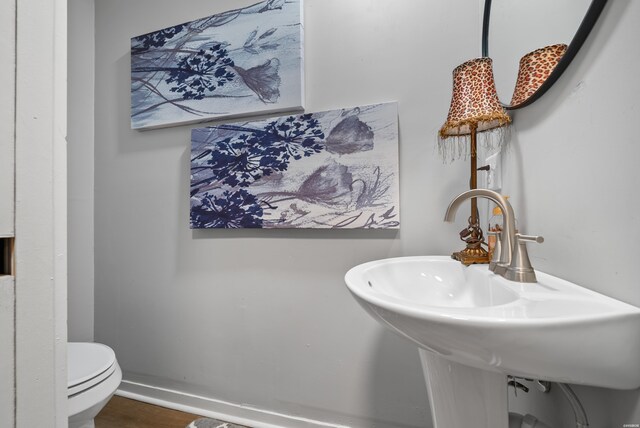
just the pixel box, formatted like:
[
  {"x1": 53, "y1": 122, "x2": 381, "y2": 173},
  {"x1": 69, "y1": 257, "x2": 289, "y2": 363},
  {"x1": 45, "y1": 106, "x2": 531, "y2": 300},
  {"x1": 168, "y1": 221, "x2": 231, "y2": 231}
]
[{"x1": 68, "y1": 342, "x2": 122, "y2": 428}]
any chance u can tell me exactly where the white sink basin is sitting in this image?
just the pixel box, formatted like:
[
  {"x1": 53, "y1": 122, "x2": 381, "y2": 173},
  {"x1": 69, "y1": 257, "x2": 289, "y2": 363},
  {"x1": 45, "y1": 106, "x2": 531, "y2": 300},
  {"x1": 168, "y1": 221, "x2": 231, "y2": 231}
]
[{"x1": 345, "y1": 256, "x2": 640, "y2": 390}]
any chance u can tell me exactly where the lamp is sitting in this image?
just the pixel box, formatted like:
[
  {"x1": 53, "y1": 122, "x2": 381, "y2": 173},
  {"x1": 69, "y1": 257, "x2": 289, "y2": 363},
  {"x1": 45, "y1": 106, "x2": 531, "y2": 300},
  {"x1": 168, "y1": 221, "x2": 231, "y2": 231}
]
[
  {"x1": 439, "y1": 57, "x2": 511, "y2": 265},
  {"x1": 511, "y1": 44, "x2": 568, "y2": 106}
]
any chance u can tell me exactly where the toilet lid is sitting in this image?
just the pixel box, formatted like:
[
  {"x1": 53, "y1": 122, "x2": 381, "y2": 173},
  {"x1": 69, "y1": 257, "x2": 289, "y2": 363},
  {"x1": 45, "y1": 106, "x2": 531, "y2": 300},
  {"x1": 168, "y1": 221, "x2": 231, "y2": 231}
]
[{"x1": 68, "y1": 342, "x2": 116, "y2": 396}]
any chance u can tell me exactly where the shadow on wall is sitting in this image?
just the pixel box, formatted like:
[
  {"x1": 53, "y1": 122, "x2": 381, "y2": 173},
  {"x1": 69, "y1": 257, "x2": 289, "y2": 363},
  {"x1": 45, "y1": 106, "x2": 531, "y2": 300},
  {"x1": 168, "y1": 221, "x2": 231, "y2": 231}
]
[
  {"x1": 368, "y1": 328, "x2": 432, "y2": 428},
  {"x1": 192, "y1": 228, "x2": 400, "y2": 240},
  {"x1": 607, "y1": 387, "x2": 640, "y2": 427}
]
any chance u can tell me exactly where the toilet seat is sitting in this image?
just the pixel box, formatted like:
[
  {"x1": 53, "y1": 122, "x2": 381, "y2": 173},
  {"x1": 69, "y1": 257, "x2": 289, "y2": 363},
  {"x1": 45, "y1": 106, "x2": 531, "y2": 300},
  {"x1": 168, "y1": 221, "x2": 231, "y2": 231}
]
[{"x1": 68, "y1": 342, "x2": 117, "y2": 396}]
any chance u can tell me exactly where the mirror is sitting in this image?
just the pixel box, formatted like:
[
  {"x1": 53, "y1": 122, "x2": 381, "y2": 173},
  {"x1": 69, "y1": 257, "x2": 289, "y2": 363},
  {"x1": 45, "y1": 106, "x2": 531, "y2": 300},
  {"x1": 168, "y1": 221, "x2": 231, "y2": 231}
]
[{"x1": 482, "y1": 0, "x2": 608, "y2": 109}]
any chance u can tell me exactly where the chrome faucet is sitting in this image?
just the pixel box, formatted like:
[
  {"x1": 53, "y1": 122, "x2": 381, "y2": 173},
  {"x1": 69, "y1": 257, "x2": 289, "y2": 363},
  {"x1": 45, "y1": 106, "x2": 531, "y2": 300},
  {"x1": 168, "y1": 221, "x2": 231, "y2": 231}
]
[{"x1": 444, "y1": 189, "x2": 543, "y2": 283}]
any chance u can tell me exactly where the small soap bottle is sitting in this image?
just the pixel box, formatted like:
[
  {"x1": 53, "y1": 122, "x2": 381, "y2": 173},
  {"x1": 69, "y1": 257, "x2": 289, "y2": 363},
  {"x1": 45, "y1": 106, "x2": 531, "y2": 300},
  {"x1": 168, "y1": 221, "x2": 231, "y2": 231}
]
[{"x1": 487, "y1": 204, "x2": 504, "y2": 261}]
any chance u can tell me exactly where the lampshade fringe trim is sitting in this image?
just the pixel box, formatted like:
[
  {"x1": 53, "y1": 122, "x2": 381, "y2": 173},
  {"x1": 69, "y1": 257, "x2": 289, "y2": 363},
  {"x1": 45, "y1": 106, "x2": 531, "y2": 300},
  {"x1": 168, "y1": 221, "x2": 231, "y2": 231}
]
[{"x1": 438, "y1": 125, "x2": 510, "y2": 163}]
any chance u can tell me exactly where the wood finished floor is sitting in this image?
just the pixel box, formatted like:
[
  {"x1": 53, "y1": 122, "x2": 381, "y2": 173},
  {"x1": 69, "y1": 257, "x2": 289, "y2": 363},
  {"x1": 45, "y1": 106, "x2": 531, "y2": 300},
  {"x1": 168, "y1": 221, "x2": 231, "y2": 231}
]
[{"x1": 95, "y1": 395, "x2": 203, "y2": 428}]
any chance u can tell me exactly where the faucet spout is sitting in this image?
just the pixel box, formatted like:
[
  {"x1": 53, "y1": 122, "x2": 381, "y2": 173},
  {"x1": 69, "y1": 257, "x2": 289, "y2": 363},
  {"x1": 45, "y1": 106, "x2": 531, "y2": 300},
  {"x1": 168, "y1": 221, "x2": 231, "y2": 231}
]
[{"x1": 444, "y1": 189, "x2": 516, "y2": 269}]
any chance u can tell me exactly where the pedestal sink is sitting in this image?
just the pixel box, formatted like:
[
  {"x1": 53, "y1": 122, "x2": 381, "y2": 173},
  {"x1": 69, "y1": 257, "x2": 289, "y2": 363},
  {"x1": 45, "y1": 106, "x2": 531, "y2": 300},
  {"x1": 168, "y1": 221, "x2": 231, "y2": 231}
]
[{"x1": 345, "y1": 256, "x2": 640, "y2": 428}]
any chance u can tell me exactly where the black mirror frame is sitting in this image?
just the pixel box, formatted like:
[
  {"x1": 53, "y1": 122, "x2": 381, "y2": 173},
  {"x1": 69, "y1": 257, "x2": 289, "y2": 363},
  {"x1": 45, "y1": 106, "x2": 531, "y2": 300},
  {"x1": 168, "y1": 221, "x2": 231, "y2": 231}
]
[{"x1": 482, "y1": 0, "x2": 608, "y2": 110}]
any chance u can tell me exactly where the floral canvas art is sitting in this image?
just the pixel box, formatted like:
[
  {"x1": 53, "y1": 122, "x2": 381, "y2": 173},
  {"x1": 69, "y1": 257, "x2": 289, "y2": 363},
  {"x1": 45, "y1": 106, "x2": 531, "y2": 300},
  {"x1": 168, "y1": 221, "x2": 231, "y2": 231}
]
[
  {"x1": 130, "y1": 0, "x2": 304, "y2": 130},
  {"x1": 190, "y1": 102, "x2": 400, "y2": 229}
]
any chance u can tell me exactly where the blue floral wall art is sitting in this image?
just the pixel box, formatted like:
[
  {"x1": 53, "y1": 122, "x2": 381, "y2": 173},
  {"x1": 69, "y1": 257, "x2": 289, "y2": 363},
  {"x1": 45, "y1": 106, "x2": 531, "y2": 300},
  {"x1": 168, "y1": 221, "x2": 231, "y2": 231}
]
[
  {"x1": 190, "y1": 102, "x2": 400, "y2": 229},
  {"x1": 130, "y1": 0, "x2": 304, "y2": 130}
]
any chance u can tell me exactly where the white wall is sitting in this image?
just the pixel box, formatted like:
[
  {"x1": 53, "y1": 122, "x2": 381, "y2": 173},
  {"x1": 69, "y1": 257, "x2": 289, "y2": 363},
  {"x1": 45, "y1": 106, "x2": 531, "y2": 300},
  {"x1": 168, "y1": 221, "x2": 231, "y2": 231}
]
[
  {"x1": 15, "y1": 0, "x2": 68, "y2": 425},
  {"x1": 0, "y1": 0, "x2": 15, "y2": 238},
  {"x1": 68, "y1": 0, "x2": 95, "y2": 342},
  {"x1": 0, "y1": 0, "x2": 16, "y2": 423},
  {"x1": 87, "y1": 0, "x2": 640, "y2": 427},
  {"x1": 0, "y1": 277, "x2": 15, "y2": 428}
]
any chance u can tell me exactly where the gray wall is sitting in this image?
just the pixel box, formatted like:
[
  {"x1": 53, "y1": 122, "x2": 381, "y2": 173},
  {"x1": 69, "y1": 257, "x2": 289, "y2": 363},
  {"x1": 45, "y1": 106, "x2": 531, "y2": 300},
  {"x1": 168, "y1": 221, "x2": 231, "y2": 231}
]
[
  {"x1": 93, "y1": 0, "x2": 475, "y2": 426},
  {"x1": 499, "y1": 1, "x2": 640, "y2": 426},
  {"x1": 85, "y1": 0, "x2": 640, "y2": 427},
  {"x1": 68, "y1": 0, "x2": 95, "y2": 342}
]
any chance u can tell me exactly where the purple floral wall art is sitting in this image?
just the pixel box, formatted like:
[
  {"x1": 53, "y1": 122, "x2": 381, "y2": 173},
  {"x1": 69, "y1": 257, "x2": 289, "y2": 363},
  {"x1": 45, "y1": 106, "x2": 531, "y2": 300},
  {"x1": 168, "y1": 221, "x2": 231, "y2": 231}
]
[
  {"x1": 130, "y1": 0, "x2": 304, "y2": 130},
  {"x1": 190, "y1": 102, "x2": 400, "y2": 229}
]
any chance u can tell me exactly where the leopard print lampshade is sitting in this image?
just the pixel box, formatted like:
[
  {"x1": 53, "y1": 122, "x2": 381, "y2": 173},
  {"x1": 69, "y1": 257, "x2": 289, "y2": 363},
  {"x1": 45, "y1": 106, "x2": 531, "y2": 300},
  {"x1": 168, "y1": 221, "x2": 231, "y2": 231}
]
[
  {"x1": 439, "y1": 57, "x2": 510, "y2": 138},
  {"x1": 510, "y1": 44, "x2": 567, "y2": 106}
]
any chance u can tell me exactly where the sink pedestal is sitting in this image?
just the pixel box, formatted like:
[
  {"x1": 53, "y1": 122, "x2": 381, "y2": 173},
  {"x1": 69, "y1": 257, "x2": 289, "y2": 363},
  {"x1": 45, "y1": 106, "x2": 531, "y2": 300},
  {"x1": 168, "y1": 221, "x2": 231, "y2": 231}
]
[{"x1": 419, "y1": 349, "x2": 508, "y2": 428}]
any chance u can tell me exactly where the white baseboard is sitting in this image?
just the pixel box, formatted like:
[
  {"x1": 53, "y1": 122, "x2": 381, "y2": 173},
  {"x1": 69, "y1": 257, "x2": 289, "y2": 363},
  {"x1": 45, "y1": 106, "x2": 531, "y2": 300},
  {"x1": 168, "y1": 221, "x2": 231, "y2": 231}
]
[{"x1": 117, "y1": 380, "x2": 351, "y2": 428}]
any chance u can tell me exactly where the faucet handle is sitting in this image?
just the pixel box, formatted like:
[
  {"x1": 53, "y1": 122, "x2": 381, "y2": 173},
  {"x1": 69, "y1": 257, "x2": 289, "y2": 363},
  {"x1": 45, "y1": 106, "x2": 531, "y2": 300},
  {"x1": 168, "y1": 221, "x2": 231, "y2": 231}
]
[
  {"x1": 504, "y1": 233, "x2": 544, "y2": 283},
  {"x1": 516, "y1": 234, "x2": 544, "y2": 244}
]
